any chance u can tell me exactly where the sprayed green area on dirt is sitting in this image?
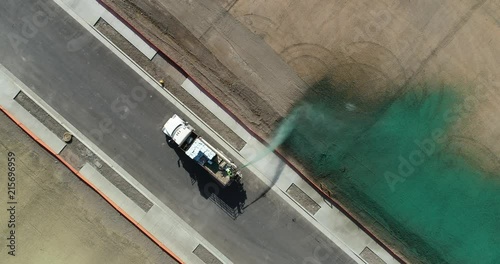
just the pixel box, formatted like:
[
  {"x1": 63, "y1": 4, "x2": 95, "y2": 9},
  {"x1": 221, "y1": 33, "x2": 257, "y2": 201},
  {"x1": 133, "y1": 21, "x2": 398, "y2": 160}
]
[{"x1": 280, "y1": 80, "x2": 500, "y2": 263}]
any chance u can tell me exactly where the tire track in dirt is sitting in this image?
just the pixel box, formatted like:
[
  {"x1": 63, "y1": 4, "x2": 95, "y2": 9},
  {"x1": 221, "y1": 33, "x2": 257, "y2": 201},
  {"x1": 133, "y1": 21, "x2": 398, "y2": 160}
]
[{"x1": 401, "y1": 0, "x2": 488, "y2": 90}]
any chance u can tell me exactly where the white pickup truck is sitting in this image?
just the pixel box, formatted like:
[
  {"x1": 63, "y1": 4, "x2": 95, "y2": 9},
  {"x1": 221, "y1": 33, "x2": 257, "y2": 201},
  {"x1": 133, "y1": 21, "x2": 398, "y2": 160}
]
[{"x1": 162, "y1": 114, "x2": 242, "y2": 187}]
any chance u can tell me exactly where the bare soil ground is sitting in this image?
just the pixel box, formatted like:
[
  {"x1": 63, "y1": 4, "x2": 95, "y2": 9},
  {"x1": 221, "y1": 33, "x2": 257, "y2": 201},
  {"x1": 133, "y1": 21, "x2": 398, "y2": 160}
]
[
  {"x1": 100, "y1": 0, "x2": 304, "y2": 137},
  {"x1": 0, "y1": 112, "x2": 175, "y2": 264},
  {"x1": 98, "y1": 0, "x2": 500, "y2": 262}
]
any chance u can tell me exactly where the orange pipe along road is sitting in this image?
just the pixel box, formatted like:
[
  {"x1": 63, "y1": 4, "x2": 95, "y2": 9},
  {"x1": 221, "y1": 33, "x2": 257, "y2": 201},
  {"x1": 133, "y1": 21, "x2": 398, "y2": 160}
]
[{"x1": 0, "y1": 105, "x2": 184, "y2": 264}]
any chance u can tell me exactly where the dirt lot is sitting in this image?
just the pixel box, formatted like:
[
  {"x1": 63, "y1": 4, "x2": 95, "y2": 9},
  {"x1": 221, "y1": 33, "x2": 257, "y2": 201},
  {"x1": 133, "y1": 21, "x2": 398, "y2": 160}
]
[
  {"x1": 100, "y1": 0, "x2": 500, "y2": 147},
  {"x1": 100, "y1": 0, "x2": 298, "y2": 136},
  {"x1": 0, "y1": 112, "x2": 176, "y2": 264},
  {"x1": 98, "y1": 0, "x2": 500, "y2": 262}
]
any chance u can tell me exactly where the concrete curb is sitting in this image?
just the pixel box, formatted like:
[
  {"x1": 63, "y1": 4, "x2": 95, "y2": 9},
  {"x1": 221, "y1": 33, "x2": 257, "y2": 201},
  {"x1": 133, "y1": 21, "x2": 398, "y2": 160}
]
[
  {"x1": 0, "y1": 105, "x2": 184, "y2": 264},
  {"x1": 95, "y1": 1, "x2": 406, "y2": 263},
  {"x1": 0, "y1": 1, "x2": 233, "y2": 260}
]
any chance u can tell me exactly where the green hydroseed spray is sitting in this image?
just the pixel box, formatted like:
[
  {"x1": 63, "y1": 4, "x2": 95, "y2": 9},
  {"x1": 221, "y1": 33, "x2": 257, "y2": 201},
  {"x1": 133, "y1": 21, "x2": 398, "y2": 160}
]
[{"x1": 272, "y1": 80, "x2": 500, "y2": 263}]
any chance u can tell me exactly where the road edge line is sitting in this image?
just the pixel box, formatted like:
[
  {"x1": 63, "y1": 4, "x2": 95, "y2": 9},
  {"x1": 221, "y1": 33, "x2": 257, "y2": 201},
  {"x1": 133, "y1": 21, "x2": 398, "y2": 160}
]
[{"x1": 0, "y1": 105, "x2": 185, "y2": 264}]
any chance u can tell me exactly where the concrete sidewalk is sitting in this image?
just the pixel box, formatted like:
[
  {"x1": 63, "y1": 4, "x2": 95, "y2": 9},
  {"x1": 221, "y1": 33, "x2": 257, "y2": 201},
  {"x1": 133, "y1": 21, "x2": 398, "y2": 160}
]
[
  {"x1": 0, "y1": 63, "x2": 231, "y2": 264},
  {"x1": 13, "y1": 0, "x2": 400, "y2": 263},
  {"x1": 56, "y1": 0, "x2": 399, "y2": 263},
  {"x1": 0, "y1": 70, "x2": 66, "y2": 154}
]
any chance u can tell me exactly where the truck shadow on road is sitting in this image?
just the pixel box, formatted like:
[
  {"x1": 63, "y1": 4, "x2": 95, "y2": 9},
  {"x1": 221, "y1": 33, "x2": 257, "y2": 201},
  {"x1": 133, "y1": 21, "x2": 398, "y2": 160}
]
[{"x1": 168, "y1": 138, "x2": 247, "y2": 220}]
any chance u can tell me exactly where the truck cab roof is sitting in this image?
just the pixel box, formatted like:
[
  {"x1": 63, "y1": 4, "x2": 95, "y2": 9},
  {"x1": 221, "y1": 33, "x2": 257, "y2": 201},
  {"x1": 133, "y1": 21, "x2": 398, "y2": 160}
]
[{"x1": 162, "y1": 114, "x2": 194, "y2": 146}]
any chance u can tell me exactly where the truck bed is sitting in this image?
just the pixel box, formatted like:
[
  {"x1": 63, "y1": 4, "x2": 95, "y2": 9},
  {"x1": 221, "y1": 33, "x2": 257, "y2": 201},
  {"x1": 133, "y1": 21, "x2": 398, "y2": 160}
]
[
  {"x1": 202, "y1": 155, "x2": 232, "y2": 186},
  {"x1": 165, "y1": 114, "x2": 239, "y2": 187},
  {"x1": 184, "y1": 136, "x2": 233, "y2": 187}
]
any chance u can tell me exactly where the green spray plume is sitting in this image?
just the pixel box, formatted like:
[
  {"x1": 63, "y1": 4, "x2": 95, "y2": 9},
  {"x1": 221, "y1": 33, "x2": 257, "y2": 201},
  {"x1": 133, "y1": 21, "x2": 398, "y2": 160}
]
[
  {"x1": 242, "y1": 105, "x2": 304, "y2": 168},
  {"x1": 281, "y1": 81, "x2": 500, "y2": 264}
]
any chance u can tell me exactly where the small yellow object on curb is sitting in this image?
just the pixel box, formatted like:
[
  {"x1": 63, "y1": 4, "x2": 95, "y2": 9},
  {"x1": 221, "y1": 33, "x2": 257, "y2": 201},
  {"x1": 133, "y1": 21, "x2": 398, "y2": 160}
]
[{"x1": 159, "y1": 79, "x2": 165, "y2": 87}]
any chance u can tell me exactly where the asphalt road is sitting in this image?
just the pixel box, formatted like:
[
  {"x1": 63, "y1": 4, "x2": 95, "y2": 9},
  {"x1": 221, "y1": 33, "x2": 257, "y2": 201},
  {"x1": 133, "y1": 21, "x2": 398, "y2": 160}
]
[{"x1": 0, "y1": 1, "x2": 356, "y2": 263}]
